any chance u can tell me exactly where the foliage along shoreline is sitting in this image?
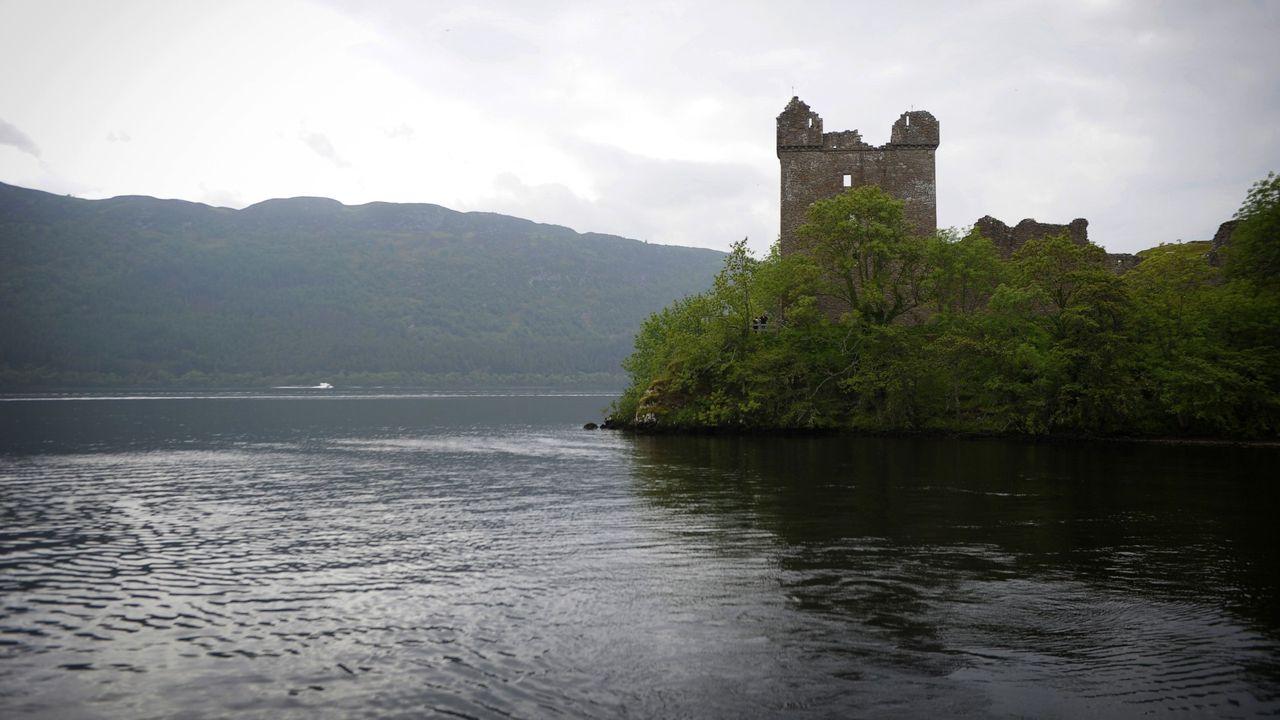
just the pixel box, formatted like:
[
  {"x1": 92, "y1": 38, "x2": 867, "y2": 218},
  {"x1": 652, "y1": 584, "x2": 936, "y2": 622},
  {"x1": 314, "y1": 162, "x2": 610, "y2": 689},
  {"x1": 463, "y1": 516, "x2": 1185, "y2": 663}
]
[
  {"x1": 596, "y1": 421, "x2": 1280, "y2": 450},
  {"x1": 607, "y1": 174, "x2": 1280, "y2": 440}
]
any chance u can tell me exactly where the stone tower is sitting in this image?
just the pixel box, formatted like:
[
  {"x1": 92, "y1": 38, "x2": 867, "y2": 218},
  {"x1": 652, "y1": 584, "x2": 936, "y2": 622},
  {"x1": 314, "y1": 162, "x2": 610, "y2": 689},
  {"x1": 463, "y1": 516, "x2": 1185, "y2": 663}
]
[{"x1": 777, "y1": 97, "x2": 939, "y2": 254}]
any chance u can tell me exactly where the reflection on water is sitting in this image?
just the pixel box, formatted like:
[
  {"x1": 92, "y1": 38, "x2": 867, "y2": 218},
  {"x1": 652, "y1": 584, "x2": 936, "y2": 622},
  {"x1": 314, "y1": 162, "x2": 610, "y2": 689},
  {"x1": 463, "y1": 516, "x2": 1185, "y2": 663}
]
[
  {"x1": 1, "y1": 395, "x2": 1278, "y2": 718},
  {"x1": 630, "y1": 435, "x2": 1280, "y2": 717}
]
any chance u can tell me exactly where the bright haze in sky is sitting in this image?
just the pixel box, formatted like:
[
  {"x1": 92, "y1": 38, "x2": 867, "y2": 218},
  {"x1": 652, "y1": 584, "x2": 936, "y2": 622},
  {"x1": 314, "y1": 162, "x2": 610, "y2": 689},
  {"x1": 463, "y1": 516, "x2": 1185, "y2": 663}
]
[{"x1": 1, "y1": 0, "x2": 1277, "y2": 255}]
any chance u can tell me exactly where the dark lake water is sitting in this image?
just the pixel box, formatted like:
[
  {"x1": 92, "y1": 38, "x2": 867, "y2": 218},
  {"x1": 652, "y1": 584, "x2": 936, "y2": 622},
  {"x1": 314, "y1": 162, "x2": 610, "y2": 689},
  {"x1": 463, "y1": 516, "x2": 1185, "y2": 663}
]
[{"x1": 2, "y1": 391, "x2": 1278, "y2": 718}]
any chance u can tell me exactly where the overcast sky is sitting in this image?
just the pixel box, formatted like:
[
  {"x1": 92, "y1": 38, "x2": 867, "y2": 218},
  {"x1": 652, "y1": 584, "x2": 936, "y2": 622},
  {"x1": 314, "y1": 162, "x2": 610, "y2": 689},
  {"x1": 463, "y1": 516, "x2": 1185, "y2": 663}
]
[{"x1": 1, "y1": 1, "x2": 1277, "y2": 255}]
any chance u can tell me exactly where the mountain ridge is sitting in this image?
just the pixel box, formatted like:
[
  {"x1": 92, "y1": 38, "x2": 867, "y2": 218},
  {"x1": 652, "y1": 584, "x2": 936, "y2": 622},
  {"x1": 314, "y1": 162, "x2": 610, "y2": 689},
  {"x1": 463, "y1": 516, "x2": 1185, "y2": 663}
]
[{"x1": 0, "y1": 181, "x2": 725, "y2": 389}]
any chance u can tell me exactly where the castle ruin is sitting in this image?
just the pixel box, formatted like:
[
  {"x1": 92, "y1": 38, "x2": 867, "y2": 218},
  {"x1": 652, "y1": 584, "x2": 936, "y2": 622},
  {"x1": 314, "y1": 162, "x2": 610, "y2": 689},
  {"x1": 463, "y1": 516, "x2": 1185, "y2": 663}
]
[
  {"x1": 973, "y1": 215, "x2": 1090, "y2": 257},
  {"x1": 974, "y1": 214, "x2": 1141, "y2": 272},
  {"x1": 776, "y1": 97, "x2": 1146, "y2": 274},
  {"x1": 777, "y1": 97, "x2": 939, "y2": 254}
]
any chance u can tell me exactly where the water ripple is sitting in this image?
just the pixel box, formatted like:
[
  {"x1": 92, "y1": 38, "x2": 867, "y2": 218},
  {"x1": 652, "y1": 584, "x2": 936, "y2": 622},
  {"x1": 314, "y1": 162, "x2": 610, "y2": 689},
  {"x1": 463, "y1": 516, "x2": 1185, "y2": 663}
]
[{"x1": 3, "y1": 403, "x2": 1279, "y2": 718}]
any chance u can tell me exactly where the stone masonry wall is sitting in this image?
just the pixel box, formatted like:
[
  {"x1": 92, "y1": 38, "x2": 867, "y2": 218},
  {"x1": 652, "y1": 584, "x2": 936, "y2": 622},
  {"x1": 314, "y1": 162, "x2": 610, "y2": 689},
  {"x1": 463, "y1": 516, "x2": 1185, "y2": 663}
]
[
  {"x1": 1207, "y1": 219, "x2": 1238, "y2": 267},
  {"x1": 974, "y1": 215, "x2": 1143, "y2": 274},
  {"x1": 777, "y1": 97, "x2": 939, "y2": 254},
  {"x1": 973, "y1": 215, "x2": 1090, "y2": 257}
]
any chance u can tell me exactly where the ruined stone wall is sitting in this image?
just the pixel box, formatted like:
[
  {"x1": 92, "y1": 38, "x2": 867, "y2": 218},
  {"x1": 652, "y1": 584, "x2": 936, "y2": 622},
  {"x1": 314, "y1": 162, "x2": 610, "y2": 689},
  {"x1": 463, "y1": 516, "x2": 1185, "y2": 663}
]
[
  {"x1": 974, "y1": 215, "x2": 1144, "y2": 274},
  {"x1": 778, "y1": 97, "x2": 938, "y2": 254},
  {"x1": 973, "y1": 215, "x2": 1090, "y2": 257},
  {"x1": 1104, "y1": 253, "x2": 1141, "y2": 274},
  {"x1": 1207, "y1": 219, "x2": 1238, "y2": 267}
]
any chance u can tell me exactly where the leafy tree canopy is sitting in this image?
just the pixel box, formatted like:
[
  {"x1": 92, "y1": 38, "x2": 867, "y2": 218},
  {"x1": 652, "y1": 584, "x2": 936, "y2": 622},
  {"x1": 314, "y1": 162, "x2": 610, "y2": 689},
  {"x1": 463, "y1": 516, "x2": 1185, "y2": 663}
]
[
  {"x1": 614, "y1": 175, "x2": 1280, "y2": 439},
  {"x1": 794, "y1": 186, "x2": 929, "y2": 325},
  {"x1": 1226, "y1": 171, "x2": 1280, "y2": 290}
]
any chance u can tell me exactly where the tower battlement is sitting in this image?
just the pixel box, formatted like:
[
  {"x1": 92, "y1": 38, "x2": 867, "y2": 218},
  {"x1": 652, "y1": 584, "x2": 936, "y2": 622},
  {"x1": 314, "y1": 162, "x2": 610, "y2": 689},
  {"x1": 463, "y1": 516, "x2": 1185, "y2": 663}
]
[{"x1": 777, "y1": 98, "x2": 938, "y2": 253}]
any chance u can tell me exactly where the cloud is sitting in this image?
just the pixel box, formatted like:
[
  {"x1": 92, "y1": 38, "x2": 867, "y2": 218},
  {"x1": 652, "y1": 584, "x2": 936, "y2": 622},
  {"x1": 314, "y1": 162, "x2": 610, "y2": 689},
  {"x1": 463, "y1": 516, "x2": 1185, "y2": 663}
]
[
  {"x1": 474, "y1": 139, "x2": 774, "y2": 250},
  {"x1": 384, "y1": 123, "x2": 415, "y2": 140},
  {"x1": 300, "y1": 130, "x2": 350, "y2": 168},
  {"x1": 4, "y1": 1, "x2": 1276, "y2": 255},
  {"x1": 106, "y1": 130, "x2": 132, "y2": 143},
  {"x1": 0, "y1": 117, "x2": 40, "y2": 157},
  {"x1": 200, "y1": 184, "x2": 245, "y2": 208}
]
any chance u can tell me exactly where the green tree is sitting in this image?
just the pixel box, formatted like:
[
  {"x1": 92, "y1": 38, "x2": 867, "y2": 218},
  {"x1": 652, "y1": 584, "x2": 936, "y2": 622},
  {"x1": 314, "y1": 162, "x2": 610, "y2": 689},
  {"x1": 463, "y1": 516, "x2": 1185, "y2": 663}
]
[
  {"x1": 1225, "y1": 171, "x2": 1280, "y2": 290},
  {"x1": 613, "y1": 240, "x2": 852, "y2": 429},
  {"x1": 1125, "y1": 240, "x2": 1280, "y2": 435},
  {"x1": 927, "y1": 227, "x2": 1006, "y2": 317},
  {"x1": 612, "y1": 174, "x2": 1280, "y2": 438},
  {"x1": 949, "y1": 284, "x2": 1057, "y2": 433},
  {"x1": 613, "y1": 291, "x2": 722, "y2": 423},
  {"x1": 1006, "y1": 234, "x2": 1135, "y2": 431},
  {"x1": 840, "y1": 323, "x2": 948, "y2": 430},
  {"x1": 1125, "y1": 244, "x2": 1218, "y2": 363},
  {"x1": 712, "y1": 238, "x2": 761, "y2": 339},
  {"x1": 794, "y1": 186, "x2": 930, "y2": 325}
]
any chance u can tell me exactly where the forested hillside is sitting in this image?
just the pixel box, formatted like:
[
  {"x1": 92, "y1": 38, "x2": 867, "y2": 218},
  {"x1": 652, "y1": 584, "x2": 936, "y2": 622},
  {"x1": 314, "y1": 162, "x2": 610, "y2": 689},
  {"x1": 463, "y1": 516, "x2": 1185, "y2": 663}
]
[{"x1": 0, "y1": 182, "x2": 724, "y2": 388}]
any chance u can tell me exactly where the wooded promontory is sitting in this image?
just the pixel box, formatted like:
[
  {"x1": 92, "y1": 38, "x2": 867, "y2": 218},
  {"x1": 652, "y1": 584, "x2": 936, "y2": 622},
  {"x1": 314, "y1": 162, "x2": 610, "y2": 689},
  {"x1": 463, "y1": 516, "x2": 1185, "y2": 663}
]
[{"x1": 610, "y1": 174, "x2": 1280, "y2": 438}]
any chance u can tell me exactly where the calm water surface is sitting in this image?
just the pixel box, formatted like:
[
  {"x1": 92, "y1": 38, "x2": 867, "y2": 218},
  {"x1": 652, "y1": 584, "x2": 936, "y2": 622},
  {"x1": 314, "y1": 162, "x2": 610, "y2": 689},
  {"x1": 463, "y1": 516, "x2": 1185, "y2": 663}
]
[{"x1": 1, "y1": 391, "x2": 1278, "y2": 718}]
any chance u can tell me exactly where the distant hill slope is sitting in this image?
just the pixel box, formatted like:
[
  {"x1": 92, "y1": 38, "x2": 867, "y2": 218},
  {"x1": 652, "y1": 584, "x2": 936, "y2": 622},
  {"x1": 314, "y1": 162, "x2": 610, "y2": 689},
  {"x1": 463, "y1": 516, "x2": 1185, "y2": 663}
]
[{"x1": 0, "y1": 181, "x2": 725, "y2": 388}]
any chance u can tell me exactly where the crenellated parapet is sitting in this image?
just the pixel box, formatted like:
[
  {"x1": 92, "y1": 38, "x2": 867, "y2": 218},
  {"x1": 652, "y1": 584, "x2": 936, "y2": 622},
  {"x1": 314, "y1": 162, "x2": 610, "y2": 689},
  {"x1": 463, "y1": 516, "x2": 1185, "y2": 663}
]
[
  {"x1": 777, "y1": 97, "x2": 939, "y2": 253},
  {"x1": 889, "y1": 111, "x2": 940, "y2": 148},
  {"x1": 776, "y1": 96, "x2": 824, "y2": 149}
]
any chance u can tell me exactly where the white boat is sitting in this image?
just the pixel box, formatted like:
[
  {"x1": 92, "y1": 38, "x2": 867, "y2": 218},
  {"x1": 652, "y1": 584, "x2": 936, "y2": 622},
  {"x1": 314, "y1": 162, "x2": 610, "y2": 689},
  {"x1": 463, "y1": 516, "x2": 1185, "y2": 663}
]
[{"x1": 314, "y1": 382, "x2": 334, "y2": 389}]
